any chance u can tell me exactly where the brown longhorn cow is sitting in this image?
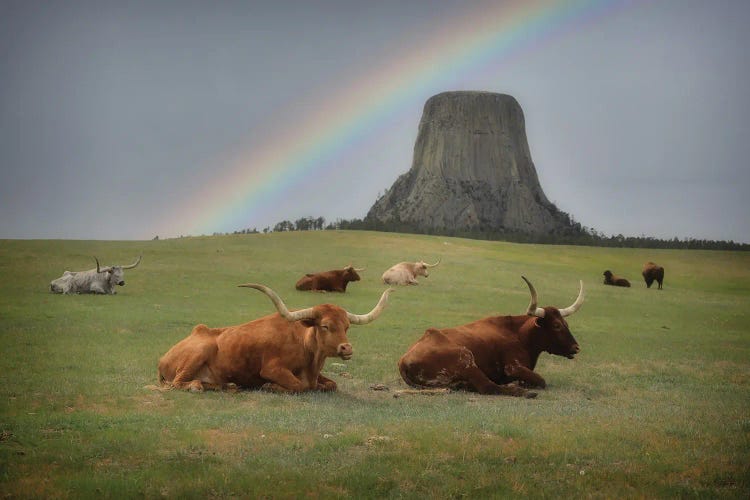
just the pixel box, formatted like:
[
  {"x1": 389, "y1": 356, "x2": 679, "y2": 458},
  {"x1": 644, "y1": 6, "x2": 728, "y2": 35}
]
[
  {"x1": 158, "y1": 284, "x2": 393, "y2": 393},
  {"x1": 295, "y1": 265, "x2": 364, "y2": 292},
  {"x1": 642, "y1": 262, "x2": 664, "y2": 289},
  {"x1": 603, "y1": 270, "x2": 630, "y2": 287},
  {"x1": 398, "y1": 277, "x2": 584, "y2": 398}
]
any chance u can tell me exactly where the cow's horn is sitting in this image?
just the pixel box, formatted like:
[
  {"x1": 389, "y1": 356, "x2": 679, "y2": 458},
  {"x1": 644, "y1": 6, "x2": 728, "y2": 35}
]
[
  {"x1": 425, "y1": 258, "x2": 441, "y2": 268},
  {"x1": 94, "y1": 256, "x2": 110, "y2": 273},
  {"x1": 238, "y1": 283, "x2": 316, "y2": 322},
  {"x1": 559, "y1": 281, "x2": 585, "y2": 318},
  {"x1": 522, "y1": 276, "x2": 546, "y2": 318},
  {"x1": 122, "y1": 255, "x2": 142, "y2": 270},
  {"x1": 353, "y1": 267, "x2": 365, "y2": 272},
  {"x1": 347, "y1": 288, "x2": 394, "y2": 325}
]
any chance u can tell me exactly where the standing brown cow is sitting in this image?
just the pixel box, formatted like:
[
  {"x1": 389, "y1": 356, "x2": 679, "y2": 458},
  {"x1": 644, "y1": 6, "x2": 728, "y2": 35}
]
[
  {"x1": 295, "y1": 265, "x2": 364, "y2": 292},
  {"x1": 158, "y1": 284, "x2": 393, "y2": 393},
  {"x1": 603, "y1": 270, "x2": 630, "y2": 287},
  {"x1": 642, "y1": 262, "x2": 664, "y2": 289},
  {"x1": 398, "y1": 277, "x2": 584, "y2": 398}
]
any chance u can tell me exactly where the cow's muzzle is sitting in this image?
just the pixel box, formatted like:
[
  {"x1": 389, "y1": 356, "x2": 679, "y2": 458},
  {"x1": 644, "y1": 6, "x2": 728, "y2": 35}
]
[
  {"x1": 118, "y1": 281, "x2": 125, "y2": 286},
  {"x1": 337, "y1": 343, "x2": 353, "y2": 360},
  {"x1": 566, "y1": 344, "x2": 580, "y2": 359}
]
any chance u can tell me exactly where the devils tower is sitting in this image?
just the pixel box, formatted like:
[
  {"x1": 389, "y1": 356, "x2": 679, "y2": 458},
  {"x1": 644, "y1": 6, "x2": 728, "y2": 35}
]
[{"x1": 366, "y1": 91, "x2": 576, "y2": 236}]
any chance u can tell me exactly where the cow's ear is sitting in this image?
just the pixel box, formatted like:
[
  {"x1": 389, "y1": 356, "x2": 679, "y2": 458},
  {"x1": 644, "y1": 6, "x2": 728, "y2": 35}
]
[{"x1": 300, "y1": 318, "x2": 318, "y2": 328}]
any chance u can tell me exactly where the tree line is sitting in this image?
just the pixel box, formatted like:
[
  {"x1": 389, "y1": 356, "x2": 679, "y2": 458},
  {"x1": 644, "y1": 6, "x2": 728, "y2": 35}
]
[{"x1": 218, "y1": 215, "x2": 749, "y2": 251}]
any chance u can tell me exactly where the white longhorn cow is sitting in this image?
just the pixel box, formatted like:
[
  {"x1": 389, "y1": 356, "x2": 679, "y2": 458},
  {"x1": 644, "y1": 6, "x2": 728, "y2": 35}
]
[
  {"x1": 381, "y1": 258, "x2": 441, "y2": 285},
  {"x1": 50, "y1": 256, "x2": 142, "y2": 294}
]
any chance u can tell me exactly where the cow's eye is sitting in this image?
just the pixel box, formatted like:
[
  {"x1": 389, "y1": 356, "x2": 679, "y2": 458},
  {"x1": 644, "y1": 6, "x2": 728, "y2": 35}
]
[{"x1": 553, "y1": 323, "x2": 562, "y2": 330}]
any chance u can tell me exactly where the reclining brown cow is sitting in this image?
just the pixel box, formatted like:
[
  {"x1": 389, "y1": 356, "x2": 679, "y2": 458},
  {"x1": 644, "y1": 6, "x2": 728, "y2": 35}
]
[
  {"x1": 158, "y1": 284, "x2": 393, "y2": 393},
  {"x1": 295, "y1": 265, "x2": 364, "y2": 292},
  {"x1": 398, "y1": 277, "x2": 584, "y2": 398},
  {"x1": 603, "y1": 270, "x2": 630, "y2": 287}
]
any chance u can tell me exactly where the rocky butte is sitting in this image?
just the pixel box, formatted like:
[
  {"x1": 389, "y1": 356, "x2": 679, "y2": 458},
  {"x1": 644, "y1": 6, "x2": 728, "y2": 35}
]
[{"x1": 366, "y1": 91, "x2": 578, "y2": 237}]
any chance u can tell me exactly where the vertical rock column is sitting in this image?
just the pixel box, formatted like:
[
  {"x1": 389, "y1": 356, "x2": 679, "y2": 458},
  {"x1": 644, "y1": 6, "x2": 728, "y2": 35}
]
[{"x1": 367, "y1": 91, "x2": 573, "y2": 235}]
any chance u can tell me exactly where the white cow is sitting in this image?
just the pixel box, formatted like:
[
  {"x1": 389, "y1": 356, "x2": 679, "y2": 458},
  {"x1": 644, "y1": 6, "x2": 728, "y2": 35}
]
[
  {"x1": 50, "y1": 256, "x2": 142, "y2": 294},
  {"x1": 381, "y1": 258, "x2": 441, "y2": 285}
]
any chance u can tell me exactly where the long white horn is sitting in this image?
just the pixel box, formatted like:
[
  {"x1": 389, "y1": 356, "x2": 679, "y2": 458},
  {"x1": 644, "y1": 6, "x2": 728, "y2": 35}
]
[
  {"x1": 238, "y1": 283, "x2": 316, "y2": 322},
  {"x1": 425, "y1": 257, "x2": 441, "y2": 268},
  {"x1": 522, "y1": 276, "x2": 546, "y2": 318},
  {"x1": 353, "y1": 267, "x2": 366, "y2": 272},
  {"x1": 559, "y1": 281, "x2": 585, "y2": 318},
  {"x1": 347, "y1": 288, "x2": 394, "y2": 325},
  {"x1": 122, "y1": 255, "x2": 142, "y2": 270}
]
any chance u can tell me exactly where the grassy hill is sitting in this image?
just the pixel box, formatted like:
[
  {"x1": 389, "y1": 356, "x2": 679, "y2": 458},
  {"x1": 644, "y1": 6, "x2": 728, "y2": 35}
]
[{"x1": 1, "y1": 231, "x2": 748, "y2": 497}]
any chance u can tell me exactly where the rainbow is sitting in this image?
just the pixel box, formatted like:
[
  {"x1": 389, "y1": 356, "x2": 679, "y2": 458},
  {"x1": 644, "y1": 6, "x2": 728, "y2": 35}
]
[{"x1": 157, "y1": 0, "x2": 623, "y2": 237}]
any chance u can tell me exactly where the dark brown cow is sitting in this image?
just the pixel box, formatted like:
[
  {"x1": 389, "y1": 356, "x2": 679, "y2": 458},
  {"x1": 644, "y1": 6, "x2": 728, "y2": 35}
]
[
  {"x1": 603, "y1": 270, "x2": 630, "y2": 287},
  {"x1": 398, "y1": 277, "x2": 584, "y2": 398},
  {"x1": 642, "y1": 262, "x2": 664, "y2": 289},
  {"x1": 295, "y1": 265, "x2": 364, "y2": 292},
  {"x1": 158, "y1": 284, "x2": 393, "y2": 393}
]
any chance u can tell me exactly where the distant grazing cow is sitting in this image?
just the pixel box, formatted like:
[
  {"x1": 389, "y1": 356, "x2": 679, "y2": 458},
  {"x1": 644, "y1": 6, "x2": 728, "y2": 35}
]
[
  {"x1": 50, "y1": 256, "x2": 142, "y2": 294},
  {"x1": 295, "y1": 265, "x2": 364, "y2": 292},
  {"x1": 382, "y1": 258, "x2": 441, "y2": 285},
  {"x1": 603, "y1": 270, "x2": 630, "y2": 288},
  {"x1": 398, "y1": 277, "x2": 584, "y2": 398},
  {"x1": 158, "y1": 284, "x2": 393, "y2": 393},
  {"x1": 642, "y1": 262, "x2": 664, "y2": 289}
]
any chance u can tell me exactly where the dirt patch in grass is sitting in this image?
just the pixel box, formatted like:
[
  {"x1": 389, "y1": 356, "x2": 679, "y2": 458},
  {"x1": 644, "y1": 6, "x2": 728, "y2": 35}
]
[
  {"x1": 134, "y1": 390, "x2": 176, "y2": 412},
  {"x1": 6, "y1": 463, "x2": 61, "y2": 498},
  {"x1": 664, "y1": 456, "x2": 746, "y2": 493},
  {"x1": 82, "y1": 395, "x2": 128, "y2": 416},
  {"x1": 365, "y1": 435, "x2": 393, "y2": 446},
  {"x1": 712, "y1": 360, "x2": 749, "y2": 386},
  {"x1": 47, "y1": 394, "x2": 123, "y2": 416},
  {"x1": 197, "y1": 428, "x2": 254, "y2": 456}
]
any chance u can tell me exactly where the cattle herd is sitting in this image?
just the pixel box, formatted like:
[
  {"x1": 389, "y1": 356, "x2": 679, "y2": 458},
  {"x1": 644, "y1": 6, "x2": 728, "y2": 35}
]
[
  {"x1": 603, "y1": 261, "x2": 665, "y2": 290},
  {"x1": 49, "y1": 254, "x2": 665, "y2": 398}
]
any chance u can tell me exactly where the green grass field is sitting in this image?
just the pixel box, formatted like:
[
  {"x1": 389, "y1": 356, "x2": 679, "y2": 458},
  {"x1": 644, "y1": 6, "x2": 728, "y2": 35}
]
[{"x1": 1, "y1": 231, "x2": 749, "y2": 498}]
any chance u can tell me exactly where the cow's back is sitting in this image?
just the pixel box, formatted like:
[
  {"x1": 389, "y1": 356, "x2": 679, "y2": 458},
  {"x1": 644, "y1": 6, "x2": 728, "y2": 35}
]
[
  {"x1": 296, "y1": 272, "x2": 334, "y2": 291},
  {"x1": 405, "y1": 317, "x2": 523, "y2": 362},
  {"x1": 71, "y1": 269, "x2": 108, "y2": 293},
  {"x1": 213, "y1": 315, "x2": 306, "y2": 387},
  {"x1": 382, "y1": 264, "x2": 410, "y2": 285},
  {"x1": 443, "y1": 318, "x2": 522, "y2": 354},
  {"x1": 399, "y1": 317, "x2": 528, "y2": 391}
]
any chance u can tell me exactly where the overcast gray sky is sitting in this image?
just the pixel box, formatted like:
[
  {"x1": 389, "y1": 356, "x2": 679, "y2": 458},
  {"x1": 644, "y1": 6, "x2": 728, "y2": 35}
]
[{"x1": 1, "y1": 0, "x2": 748, "y2": 242}]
